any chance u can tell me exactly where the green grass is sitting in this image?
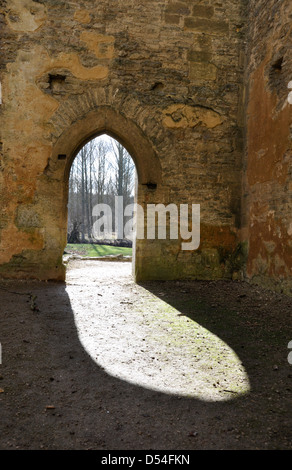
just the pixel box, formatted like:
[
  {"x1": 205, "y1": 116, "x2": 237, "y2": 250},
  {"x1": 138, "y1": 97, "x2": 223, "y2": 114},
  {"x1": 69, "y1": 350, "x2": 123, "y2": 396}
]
[{"x1": 65, "y1": 243, "x2": 132, "y2": 258}]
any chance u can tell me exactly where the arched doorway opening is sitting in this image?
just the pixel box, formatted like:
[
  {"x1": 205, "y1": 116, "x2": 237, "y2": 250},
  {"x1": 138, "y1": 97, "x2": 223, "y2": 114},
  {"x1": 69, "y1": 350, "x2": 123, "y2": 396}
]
[
  {"x1": 65, "y1": 134, "x2": 136, "y2": 266},
  {"x1": 49, "y1": 106, "x2": 162, "y2": 282}
]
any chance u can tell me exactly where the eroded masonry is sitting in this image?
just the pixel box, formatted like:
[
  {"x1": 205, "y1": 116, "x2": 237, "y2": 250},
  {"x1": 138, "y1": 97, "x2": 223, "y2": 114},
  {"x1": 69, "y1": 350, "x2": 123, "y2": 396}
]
[{"x1": 0, "y1": 0, "x2": 291, "y2": 294}]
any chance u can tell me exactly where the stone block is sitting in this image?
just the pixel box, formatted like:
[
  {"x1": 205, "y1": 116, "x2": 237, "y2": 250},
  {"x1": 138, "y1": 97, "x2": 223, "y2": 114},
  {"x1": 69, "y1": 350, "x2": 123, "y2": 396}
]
[
  {"x1": 192, "y1": 5, "x2": 214, "y2": 19},
  {"x1": 184, "y1": 17, "x2": 229, "y2": 35},
  {"x1": 165, "y1": 3, "x2": 191, "y2": 16},
  {"x1": 187, "y1": 50, "x2": 212, "y2": 63},
  {"x1": 164, "y1": 14, "x2": 180, "y2": 25},
  {"x1": 189, "y1": 62, "x2": 217, "y2": 81}
]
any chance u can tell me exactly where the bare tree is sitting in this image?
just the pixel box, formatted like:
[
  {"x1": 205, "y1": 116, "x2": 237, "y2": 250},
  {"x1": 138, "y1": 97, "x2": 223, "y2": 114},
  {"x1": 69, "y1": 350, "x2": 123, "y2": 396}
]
[
  {"x1": 109, "y1": 140, "x2": 134, "y2": 202},
  {"x1": 67, "y1": 136, "x2": 135, "y2": 243},
  {"x1": 94, "y1": 138, "x2": 107, "y2": 204},
  {"x1": 68, "y1": 139, "x2": 98, "y2": 241},
  {"x1": 108, "y1": 139, "x2": 135, "y2": 239}
]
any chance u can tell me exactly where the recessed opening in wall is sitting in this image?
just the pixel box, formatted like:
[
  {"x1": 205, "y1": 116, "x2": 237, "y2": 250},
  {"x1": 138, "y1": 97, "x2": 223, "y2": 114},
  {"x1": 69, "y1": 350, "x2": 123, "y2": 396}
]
[
  {"x1": 150, "y1": 82, "x2": 164, "y2": 91},
  {"x1": 267, "y1": 55, "x2": 290, "y2": 107},
  {"x1": 65, "y1": 134, "x2": 136, "y2": 263},
  {"x1": 268, "y1": 56, "x2": 285, "y2": 94},
  {"x1": 271, "y1": 56, "x2": 283, "y2": 72},
  {"x1": 48, "y1": 73, "x2": 66, "y2": 93}
]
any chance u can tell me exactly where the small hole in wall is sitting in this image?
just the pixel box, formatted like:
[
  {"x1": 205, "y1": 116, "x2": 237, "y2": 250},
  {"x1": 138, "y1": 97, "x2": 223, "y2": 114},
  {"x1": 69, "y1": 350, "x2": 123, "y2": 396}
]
[
  {"x1": 48, "y1": 74, "x2": 66, "y2": 92},
  {"x1": 143, "y1": 182, "x2": 157, "y2": 190},
  {"x1": 271, "y1": 57, "x2": 283, "y2": 72},
  {"x1": 150, "y1": 82, "x2": 164, "y2": 91},
  {"x1": 268, "y1": 56, "x2": 286, "y2": 99}
]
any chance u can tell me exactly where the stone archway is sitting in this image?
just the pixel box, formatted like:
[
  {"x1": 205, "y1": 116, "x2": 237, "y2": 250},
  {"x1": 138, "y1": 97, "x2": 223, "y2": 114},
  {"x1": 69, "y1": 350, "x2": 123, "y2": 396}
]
[
  {"x1": 42, "y1": 106, "x2": 162, "y2": 281},
  {"x1": 56, "y1": 106, "x2": 162, "y2": 186},
  {"x1": 0, "y1": 79, "x2": 170, "y2": 282}
]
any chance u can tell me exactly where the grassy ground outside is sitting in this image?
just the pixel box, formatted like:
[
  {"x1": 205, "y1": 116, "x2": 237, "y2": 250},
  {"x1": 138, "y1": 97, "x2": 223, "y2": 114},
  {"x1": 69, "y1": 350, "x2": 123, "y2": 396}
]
[{"x1": 65, "y1": 243, "x2": 132, "y2": 258}]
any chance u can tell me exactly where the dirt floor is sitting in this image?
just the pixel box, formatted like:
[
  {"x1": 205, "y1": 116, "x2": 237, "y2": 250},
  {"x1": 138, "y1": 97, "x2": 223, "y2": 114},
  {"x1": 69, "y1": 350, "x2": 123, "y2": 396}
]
[{"x1": 0, "y1": 259, "x2": 291, "y2": 450}]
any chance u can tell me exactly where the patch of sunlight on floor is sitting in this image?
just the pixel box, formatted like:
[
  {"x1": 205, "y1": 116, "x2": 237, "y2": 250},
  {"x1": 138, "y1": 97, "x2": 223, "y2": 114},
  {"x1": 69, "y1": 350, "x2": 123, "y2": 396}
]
[{"x1": 66, "y1": 261, "x2": 251, "y2": 402}]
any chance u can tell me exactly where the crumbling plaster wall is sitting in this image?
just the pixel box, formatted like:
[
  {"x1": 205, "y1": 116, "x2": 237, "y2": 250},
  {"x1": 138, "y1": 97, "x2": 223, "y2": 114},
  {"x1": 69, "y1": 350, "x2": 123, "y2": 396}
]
[
  {"x1": 242, "y1": 0, "x2": 292, "y2": 294},
  {"x1": 0, "y1": 0, "x2": 247, "y2": 281}
]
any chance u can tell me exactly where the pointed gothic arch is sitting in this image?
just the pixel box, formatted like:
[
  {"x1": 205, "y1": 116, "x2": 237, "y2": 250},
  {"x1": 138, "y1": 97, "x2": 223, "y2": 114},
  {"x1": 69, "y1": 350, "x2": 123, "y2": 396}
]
[{"x1": 46, "y1": 105, "x2": 162, "y2": 281}]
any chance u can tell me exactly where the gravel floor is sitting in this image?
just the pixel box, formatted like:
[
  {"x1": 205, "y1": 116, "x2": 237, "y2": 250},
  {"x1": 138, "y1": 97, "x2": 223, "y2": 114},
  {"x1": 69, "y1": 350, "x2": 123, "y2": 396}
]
[{"x1": 0, "y1": 259, "x2": 291, "y2": 450}]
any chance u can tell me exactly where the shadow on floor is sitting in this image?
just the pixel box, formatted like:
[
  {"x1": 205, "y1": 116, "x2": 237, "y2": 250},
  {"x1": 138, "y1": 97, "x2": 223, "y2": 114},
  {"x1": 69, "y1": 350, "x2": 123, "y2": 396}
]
[{"x1": 0, "y1": 270, "x2": 291, "y2": 450}]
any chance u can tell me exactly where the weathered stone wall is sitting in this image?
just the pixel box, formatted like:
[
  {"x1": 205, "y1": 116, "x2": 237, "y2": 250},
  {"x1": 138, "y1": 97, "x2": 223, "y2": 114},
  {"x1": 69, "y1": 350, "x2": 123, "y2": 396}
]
[
  {"x1": 242, "y1": 0, "x2": 292, "y2": 294},
  {"x1": 0, "y1": 0, "x2": 247, "y2": 281}
]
